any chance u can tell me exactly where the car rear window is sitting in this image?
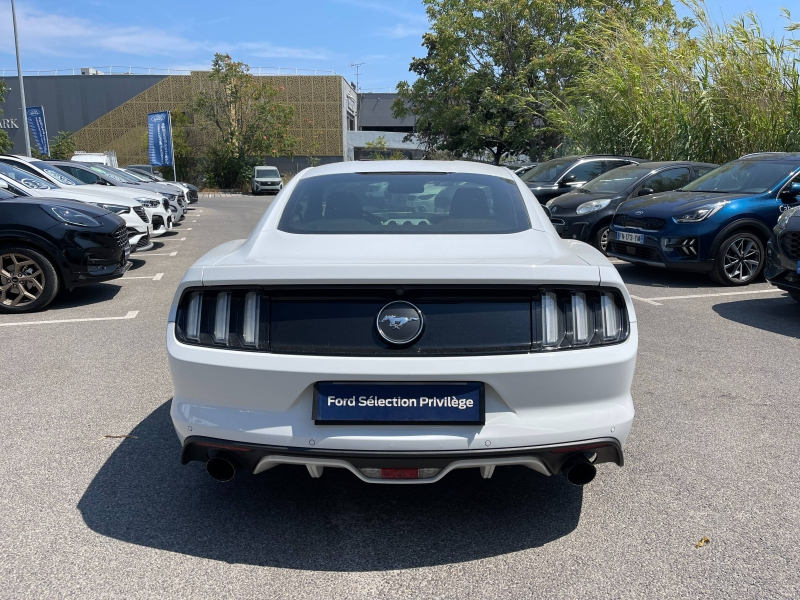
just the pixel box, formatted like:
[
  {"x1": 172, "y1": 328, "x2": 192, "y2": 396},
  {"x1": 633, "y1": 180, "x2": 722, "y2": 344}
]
[{"x1": 277, "y1": 172, "x2": 531, "y2": 234}]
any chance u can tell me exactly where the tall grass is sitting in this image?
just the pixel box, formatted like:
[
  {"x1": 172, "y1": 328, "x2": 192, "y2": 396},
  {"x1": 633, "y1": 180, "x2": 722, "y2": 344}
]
[{"x1": 552, "y1": 1, "x2": 800, "y2": 163}]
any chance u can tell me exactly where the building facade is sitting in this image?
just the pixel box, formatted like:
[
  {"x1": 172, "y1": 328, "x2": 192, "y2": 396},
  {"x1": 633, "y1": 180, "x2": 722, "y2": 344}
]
[{"x1": 0, "y1": 73, "x2": 418, "y2": 171}]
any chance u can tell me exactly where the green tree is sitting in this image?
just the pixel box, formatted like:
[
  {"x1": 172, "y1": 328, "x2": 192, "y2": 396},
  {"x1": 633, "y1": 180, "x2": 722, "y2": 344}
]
[
  {"x1": 394, "y1": 0, "x2": 677, "y2": 164},
  {"x1": 191, "y1": 54, "x2": 297, "y2": 188},
  {"x1": 49, "y1": 131, "x2": 76, "y2": 160},
  {"x1": 552, "y1": 1, "x2": 800, "y2": 163},
  {"x1": 0, "y1": 82, "x2": 12, "y2": 154}
]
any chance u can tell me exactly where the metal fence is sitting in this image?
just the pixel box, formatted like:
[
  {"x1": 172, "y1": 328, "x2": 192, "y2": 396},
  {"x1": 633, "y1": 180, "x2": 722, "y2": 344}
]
[{"x1": 0, "y1": 66, "x2": 338, "y2": 77}]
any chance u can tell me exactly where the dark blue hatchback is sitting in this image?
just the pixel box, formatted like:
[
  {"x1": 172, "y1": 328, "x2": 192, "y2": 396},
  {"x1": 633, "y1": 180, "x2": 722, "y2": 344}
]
[{"x1": 609, "y1": 153, "x2": 800, "y2": 285}]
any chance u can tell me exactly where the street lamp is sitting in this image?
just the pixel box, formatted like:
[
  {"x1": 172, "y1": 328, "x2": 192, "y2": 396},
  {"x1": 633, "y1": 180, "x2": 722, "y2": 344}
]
[{"x1": 10, "y1": 0, "x2": 31, "y2": 156}]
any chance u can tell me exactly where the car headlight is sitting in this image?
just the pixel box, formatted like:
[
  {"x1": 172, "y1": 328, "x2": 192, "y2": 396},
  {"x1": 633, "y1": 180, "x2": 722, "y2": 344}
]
[
  {"x1": 134, "y1": 197, "x2": 161, "y2": 208},
  {"x1": 575, "y1": 199, "x2": 612, "y2": 215},
  {"x1": 777, "y1": 206, "x2": 800, "y2": 232},
  {"x1": 48, "y1": 206, "x2": 101, "y2": 227},
  {"x1": 86, "y1": 202, "x2": 131, "y2": 214},
  {"x1": 163, "y1": 193, "x2": 178, "y2": 202},
  {"x1": 673, "y1": 202, "x2": 727, "y2": 223}
]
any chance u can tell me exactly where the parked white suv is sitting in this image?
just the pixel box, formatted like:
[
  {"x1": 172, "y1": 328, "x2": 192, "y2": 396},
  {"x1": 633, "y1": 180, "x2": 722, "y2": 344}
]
[
  {"x1": 0, "y1": 166, "x2": 151, "y2": 251},
  {"x1": 251, "y1": 166, "x2": 283, "y2": 195},
  {"x1": 0, "y1": 156, "x2": 173, "y2": 238}
]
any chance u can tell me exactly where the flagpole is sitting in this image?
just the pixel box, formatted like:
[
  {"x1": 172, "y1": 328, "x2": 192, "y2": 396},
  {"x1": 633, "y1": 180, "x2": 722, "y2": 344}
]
[
  {"x1": 11, "y1": 0, "x2": 31, "y2": 157},
  {"x1": 168, "y1": 111, "x2": 176, "y2": 182}
]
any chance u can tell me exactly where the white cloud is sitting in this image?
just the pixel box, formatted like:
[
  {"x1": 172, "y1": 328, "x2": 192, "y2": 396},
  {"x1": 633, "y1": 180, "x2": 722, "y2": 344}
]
[
  {"x1": 380, "y1": 24, "x2": 426, "y2": 39},
  {"x1": 236, "y1": 42, "x2": 332, "y2": 61},
  {"x1": 0, "y1": 5, "x2": 202, "y2": 58}
]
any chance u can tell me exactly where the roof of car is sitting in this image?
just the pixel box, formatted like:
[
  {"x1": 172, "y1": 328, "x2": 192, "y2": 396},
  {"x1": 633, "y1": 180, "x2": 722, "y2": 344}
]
[
  {"x1": 297, "y1": 160, "x2": 515, "y2": 179},
  {"x1": 1, "y1": 154, "x2": 36, "y2": 163},
  {"x1": 738, "y1": 152, "x2": 800, "y2": 161},
  {"x1": 627, "y1": 161, "x2": 718, "y2": 169}
]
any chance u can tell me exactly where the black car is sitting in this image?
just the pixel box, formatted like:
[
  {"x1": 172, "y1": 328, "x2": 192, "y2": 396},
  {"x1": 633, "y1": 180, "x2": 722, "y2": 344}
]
[
  {"x1": 519, "y1": 155, "x2": 648, "y2": 205},
  {"x1": 765, "y1": 201, "x2": 800, "y2": 302},
  {"x1": 0, "y1": 185, "x2": 130, "y2": 313},
  {"x1": 548, "y1": 161, "x2": 717, "y2": 253}
]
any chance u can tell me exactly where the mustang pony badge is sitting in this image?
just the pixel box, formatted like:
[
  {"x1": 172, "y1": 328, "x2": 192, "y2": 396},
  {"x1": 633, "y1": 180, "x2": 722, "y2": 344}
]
[{"x1": 376, "y1": 301, "x2": 424, "y2": 345}]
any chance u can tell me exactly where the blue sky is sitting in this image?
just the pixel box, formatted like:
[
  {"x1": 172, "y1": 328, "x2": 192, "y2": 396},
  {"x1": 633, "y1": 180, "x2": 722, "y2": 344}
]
[{"x1": 0, "y1": 1, "x2": 797, "y2": 91}]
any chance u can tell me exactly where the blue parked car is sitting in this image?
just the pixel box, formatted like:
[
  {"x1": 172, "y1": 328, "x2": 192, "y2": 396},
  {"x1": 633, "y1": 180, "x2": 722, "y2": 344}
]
[{"x1": 609, "y1": 153, "x2": 800, "y2": 285}]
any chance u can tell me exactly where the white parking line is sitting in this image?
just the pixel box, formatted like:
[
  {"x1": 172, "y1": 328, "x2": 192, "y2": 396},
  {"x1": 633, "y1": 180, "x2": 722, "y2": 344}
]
[
  {"x1": 159, "y1": 237, "x2": 186, "y2": 241},
  {"x1": 187, "y1": 228, "x2": 192, "y2": 230},
  {"x1": 630, "y1": 295, "x2": 663, "y2": 306},
  {"x1": 0, "y1": 311, "x2": 139, "y2": 327},
  {"x1": 145, "y1": 252, "x2": 178, "y2": 256},
  {"x1": 122, "y1": 273, "x2": 164, "y2": 281},
  {"x1": 631, "y1": 288, "x2": 784, "y2": 304}
]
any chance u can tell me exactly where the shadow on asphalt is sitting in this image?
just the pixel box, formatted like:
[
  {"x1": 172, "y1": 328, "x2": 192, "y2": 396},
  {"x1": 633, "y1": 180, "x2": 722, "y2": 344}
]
[
  {"x1": 52, "y1": 283, "x2": 121, "y2": 308},
  {"x1": 78, "y1": 402, "x2": 583, "y2": 570},
  {"x1": 712, "y1": 294, "x2": 800, "y2": 338},
  {"x1": 613, "y1": 262, "x2": 752, "y2": 290}
]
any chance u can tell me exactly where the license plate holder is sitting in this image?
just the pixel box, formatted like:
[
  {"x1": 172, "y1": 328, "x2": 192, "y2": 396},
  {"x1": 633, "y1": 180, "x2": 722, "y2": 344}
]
[
  {"x1": 314, "y1": 382, "x2": 485, "y2": 425},
  {"x1": 617, "y1": 231, "x2": 644, "y2": 244}
]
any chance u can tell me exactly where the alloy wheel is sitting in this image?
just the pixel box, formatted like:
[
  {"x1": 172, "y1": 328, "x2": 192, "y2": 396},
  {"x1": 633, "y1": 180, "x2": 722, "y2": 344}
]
[
  {"x1": 0, "y1": 253, "x2": 46, "y2": 308},
  {"x1": 599, "y1": 228, "x2": 609, "y2": 253},
  {"x1": 722, "y1": 237, "x2": 761, "y2": 283}
]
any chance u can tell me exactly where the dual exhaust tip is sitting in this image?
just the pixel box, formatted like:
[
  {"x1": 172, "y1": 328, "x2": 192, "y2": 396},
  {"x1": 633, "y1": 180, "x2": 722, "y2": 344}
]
[{"x1": 206, "y1": 452, "x2": 597, "y2": 486}]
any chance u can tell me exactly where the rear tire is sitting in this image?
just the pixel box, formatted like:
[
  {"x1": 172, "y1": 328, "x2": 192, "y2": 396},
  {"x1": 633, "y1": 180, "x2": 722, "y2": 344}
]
[
  {"x1": 709, "y1": 232, "x2": 765, "y2": 286},
  {"x1": 0, "y1": 247, "x2": 60, "y2": 313}
]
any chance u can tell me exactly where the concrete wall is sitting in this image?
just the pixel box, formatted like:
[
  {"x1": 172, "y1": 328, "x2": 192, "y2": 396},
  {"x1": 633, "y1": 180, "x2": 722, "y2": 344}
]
[{"x1": 0, "y1": 75, "x2": 167, "y2": 154}]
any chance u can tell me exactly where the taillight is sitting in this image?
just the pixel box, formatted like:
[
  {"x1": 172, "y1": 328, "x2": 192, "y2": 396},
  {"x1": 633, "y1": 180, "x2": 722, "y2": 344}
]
[
  {"x1": 175, "y1": 288, "x2": 269, "y2": 350},
  {"x1": 533, "y1": 288, "x2": 628, "y2": 350}
]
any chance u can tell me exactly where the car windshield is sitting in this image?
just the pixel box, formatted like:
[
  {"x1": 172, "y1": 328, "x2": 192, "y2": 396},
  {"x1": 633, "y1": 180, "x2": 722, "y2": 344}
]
[
  {"x1": 519, "y1": 157, "x2": 574, "y2": 183},
  {"x1": 29, "y1": 161, "x2": 84, "y2": 186},
  {"x1": 256, "y1": 167, "x2": 280, "y2": 178},
  {"x1": 0, "y1": 163, "x2": 59, "y2": 189},
  {"x1": 278, "y1": 172, "x2": 531, "y2": 234},
  {"x1": 90, "y1": 165, "x2": 140, "y2": 183},
  {"x1": 682, "y1": 160, "x2": 800, "y2": 194},
  {"x1": 121, "y1": 169, "x2": 151, "y2": 181},
  {"x1": 582, "y1": 165, "x2": 655, "y2": 193}
]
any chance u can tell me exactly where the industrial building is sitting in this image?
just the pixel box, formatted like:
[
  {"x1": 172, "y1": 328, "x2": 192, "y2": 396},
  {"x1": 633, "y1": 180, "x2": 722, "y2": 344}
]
[{"x1": 0, "y1": 71, "x2": 419, "y2": 171}]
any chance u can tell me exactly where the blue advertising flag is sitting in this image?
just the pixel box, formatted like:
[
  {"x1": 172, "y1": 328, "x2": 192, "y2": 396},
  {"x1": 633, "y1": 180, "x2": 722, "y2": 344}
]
[
  {"x1": 147, "y1": 111, "x2": 174, "y2": 166},
  {"x1": 26, "y1": 107, "x2": 49, "y2": 156}
]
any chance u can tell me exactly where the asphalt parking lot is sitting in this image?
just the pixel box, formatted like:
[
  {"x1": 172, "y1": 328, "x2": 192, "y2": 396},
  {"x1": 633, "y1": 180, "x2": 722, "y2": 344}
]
[{"x1": 2, "y1": 195, "x2": 799, "y2": 599}]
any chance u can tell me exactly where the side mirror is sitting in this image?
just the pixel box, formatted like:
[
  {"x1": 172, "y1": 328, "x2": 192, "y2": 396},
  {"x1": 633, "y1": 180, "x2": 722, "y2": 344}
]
[
  {"x1": 638, "y1": 187, "x2": 654, "y2": 197},
  {"x1": 542, "y1": 205, "x2": 552, "y2": 219},
  {"x1": 780, "y1": 182, "x2": 800, "y2": 202},
  {"x1": 559, "y1": 174, "x2": 577, "y2": 187},
  {"x1": 0, "y1": 179, "x2": 8, "y2": 189}
]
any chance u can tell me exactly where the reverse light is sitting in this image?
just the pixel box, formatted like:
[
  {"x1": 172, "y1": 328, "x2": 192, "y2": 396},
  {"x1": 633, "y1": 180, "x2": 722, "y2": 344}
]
[
  {"x1": 185, "y1": 292, "x2": 202, "y2": 341},
  {"x1": 242, "y1": 292, "x2": 261, "y2": 346},
  {"x1": 571, "y1": 292, "x2": 591, "y2": 344},
  {"x1": 213, "y1": 292, "x2": 231, "y2": 343},
  {"x1": 600, "y1": 293, "x2": 621, "y2": 341},
  {"x1": 541, "y1": 292, "x2": 563, "y2": 347}
]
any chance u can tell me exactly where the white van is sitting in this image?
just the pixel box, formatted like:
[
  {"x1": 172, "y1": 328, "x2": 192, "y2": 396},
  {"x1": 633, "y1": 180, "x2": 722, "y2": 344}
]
[
  {"x1": 71, "y1": 150, "x2": 119, "y2": 168},
  {"x1": 251, "y1": 166, "x2": 283, "y2": 195}
]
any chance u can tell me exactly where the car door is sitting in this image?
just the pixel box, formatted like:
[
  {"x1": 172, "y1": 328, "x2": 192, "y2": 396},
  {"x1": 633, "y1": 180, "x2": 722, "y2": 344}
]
[{"x1": 631, "y1": 167, "x2": 692, "y2": 198}]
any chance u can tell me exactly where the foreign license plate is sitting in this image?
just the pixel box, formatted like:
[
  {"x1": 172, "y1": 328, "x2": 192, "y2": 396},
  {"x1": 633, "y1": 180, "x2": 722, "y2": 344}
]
[
  {"x1": 314, "y1": 382, "x2": 484, "y2": 425},
  {"x1": 617, "y1": 231, "x2": 644, "y2": 244}
]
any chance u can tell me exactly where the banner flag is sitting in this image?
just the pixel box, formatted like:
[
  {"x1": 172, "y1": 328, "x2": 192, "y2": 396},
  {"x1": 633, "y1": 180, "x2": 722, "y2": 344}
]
[
  {"x1": 147, "y1": 111, "x2": 174, "y2": 166},
  {"x1": 26, "y1": 107, "x2": 49, "y2": 156}
]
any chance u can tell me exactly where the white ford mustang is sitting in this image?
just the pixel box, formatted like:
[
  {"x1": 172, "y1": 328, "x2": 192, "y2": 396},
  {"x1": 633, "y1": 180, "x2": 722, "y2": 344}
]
[{"x1": 168, "y1": 161, "x2": 637, "y2": 485}]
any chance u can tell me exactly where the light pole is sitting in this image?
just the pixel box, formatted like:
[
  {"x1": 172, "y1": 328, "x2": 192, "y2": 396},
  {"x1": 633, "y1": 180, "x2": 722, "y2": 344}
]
[{"x1": 11, "y1": 0, "x2": 31, "y2": 156}]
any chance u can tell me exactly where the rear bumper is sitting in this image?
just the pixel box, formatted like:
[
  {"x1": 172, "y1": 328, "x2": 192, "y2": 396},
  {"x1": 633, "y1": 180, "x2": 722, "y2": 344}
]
[{"x1": 181, "y1": 435, "x2": 623, "y2": 484}]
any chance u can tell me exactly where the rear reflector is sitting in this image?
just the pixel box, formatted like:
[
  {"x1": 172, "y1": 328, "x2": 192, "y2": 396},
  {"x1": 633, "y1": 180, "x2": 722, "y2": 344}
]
[
  {"x1": 550, "y1": 443, "x2": 608, "y2": 453},
  {"x1": 360, "y1": 467, "x2": 441, "y2": 479}
]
